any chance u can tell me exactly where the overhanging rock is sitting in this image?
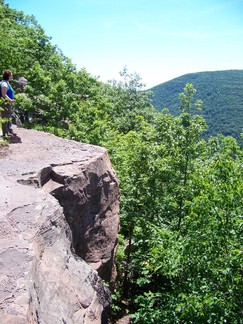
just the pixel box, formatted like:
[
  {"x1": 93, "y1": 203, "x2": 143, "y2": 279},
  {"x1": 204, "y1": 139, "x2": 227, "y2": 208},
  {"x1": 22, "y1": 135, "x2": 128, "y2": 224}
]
[{"x1": 0, "y1": 128, "x2": 120, "y2": 323}]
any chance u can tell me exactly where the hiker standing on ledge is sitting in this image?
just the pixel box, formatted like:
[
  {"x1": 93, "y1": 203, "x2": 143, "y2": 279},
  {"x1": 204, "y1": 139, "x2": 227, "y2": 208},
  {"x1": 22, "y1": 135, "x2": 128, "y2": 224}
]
[{"x1": 0, "y1": 69, "x2": 16, "y2": 139}]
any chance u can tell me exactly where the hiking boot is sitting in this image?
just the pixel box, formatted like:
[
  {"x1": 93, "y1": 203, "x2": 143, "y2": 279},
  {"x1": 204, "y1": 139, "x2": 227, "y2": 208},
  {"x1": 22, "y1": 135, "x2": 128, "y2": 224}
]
[{"x1": 9, "y1": 129, "x2": 17, "y2": 136}]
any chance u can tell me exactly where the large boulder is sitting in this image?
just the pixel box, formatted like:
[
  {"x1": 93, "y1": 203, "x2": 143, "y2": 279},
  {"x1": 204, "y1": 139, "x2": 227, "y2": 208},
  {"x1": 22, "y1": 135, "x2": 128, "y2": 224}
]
[{"x1": 0, "y1": 127, "x2": 120, "y2": 323}]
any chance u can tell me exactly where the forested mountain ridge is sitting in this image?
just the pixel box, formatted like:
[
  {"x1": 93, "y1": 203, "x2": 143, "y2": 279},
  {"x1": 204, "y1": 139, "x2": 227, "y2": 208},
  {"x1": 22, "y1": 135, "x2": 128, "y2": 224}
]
[
  {"x1": 1, "y1": 0, "x2": 243, "y2": 323},
  {"x1": 150, "y1": 70, "x2": 243, "y2": 141}
]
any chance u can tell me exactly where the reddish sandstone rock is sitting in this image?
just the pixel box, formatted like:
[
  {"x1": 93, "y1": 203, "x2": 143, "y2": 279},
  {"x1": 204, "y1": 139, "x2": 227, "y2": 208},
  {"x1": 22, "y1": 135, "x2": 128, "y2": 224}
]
[{"x1": 0, "y1": 127, "x2": 120, "y2": 323}]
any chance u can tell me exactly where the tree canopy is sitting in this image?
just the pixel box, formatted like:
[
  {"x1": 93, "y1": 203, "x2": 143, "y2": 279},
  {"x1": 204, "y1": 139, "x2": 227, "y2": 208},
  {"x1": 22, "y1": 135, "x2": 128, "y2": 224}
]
[
  {"x1": 150, "y1": 70, "x2": 243, "y2": 142},
  {"x1": 1, "y1": 1, "x2": 243, "y2": 323}
]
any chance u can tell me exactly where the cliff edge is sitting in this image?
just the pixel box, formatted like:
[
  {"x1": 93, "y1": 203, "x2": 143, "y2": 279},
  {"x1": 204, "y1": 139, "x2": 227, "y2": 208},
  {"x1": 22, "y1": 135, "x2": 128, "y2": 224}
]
[{"x1": 0, "y1": 127, "x2": 120, "y2": 323}]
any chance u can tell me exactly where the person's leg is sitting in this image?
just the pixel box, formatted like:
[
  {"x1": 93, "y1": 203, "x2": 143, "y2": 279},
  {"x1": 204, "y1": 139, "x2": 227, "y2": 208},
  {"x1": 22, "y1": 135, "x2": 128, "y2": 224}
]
[
  {"x1": 7, "y1": 106, "x2": 16, "y2": 135},
  {"x1": 1, "y1": 105, "x2": 8, "y2": 137},
  {"x1": 8, "y1": 121, "x2": 14, "y2": 133},
  {"x1": 1, "y1": 104, "x2": 12, "y2": 137}
]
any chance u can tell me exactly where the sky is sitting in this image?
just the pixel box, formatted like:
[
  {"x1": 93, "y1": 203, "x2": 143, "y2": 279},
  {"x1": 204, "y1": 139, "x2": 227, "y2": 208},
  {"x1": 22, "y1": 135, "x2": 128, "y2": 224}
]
[{"x1": 6, "y1": 0, "x2": 243, "y2": 89}]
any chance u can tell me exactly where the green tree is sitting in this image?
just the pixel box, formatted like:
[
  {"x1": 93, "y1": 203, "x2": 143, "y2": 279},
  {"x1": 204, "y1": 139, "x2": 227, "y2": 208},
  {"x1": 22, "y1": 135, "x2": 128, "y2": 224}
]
[
  {"x1": 105, "y1": 67, "x2": 156, "y2": 133},
  {"x1": 1, "y1": 3, "x2": 242, "y2": 322}
]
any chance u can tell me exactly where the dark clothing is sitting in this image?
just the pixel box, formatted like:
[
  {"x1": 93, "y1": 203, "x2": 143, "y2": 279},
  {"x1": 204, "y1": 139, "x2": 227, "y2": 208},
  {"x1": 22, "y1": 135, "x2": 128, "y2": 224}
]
[
  {"x1": 0, "y1": 80, "x2": 14, "y2": 136},
  {"x1": 1, "y1": 103, "x2": 13, "y2": 136}
]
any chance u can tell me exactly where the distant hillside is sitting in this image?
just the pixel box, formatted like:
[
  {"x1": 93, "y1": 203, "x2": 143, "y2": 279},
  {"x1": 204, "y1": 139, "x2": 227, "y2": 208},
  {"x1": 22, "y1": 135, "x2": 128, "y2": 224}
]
[{"x1": 149, "y1": 70, "x2": 243, "y2": 141}]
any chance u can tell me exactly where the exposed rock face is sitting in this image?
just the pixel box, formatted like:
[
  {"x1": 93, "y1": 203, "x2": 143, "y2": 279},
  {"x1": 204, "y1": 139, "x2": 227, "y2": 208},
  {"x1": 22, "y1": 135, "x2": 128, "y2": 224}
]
[{"x1": 0, "y1": 127, "x2": 120, "y2": 323}]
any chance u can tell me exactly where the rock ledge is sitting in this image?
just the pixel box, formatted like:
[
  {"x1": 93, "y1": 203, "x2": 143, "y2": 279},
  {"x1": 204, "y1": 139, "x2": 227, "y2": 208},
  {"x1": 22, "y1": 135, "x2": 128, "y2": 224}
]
[{"x1": 0, "y1": 127, "x2": 120, "y2": 323}]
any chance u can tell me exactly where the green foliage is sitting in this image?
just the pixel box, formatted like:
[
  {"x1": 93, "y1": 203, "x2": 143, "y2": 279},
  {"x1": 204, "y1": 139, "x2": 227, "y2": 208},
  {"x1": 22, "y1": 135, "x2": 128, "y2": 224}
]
[
  {"x1": 132, "y1": 135, "x2": 243, "y2": 323},
  {"x1": 0, "y1": 0, "x2": 102, "y2": 138},
  {"x1": 150, "y1": 70, "x2": 243, "y2": 142},
  {"x1": 110, "y1": 85, "x2": 242, "y2": 323},
  {"x1": 2, "y1": 1, "x2": 243, "y2": 322},
  {"x1": 105, "y1": 67, "x2": 156, "y2": 133}
]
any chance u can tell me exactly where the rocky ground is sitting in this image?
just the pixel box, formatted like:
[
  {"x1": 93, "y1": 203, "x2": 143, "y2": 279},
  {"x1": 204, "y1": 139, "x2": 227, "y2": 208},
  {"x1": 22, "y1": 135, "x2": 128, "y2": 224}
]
[{"x1": 0, "y1": 125, "x2": 120, "y2": 323}]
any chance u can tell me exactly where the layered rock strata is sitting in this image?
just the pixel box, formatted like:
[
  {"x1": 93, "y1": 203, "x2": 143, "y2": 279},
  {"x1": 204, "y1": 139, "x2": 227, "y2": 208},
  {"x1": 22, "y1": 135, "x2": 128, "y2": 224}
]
[{"x1": 0, "y1": 128, "x2": 120, "y2": 323}]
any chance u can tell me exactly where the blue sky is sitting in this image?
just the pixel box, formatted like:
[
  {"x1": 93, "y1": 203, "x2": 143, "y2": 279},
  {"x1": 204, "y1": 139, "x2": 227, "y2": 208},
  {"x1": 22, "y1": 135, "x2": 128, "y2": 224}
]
[{"x1": 6, "y1": 0, "x2": 243, "y2": 88}]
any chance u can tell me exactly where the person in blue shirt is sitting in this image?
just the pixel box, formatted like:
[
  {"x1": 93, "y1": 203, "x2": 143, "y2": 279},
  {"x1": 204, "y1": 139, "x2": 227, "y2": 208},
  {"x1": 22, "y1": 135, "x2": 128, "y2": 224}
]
[{"x1": 0, "y1": 69, "x2": 16, "y2": 138}]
